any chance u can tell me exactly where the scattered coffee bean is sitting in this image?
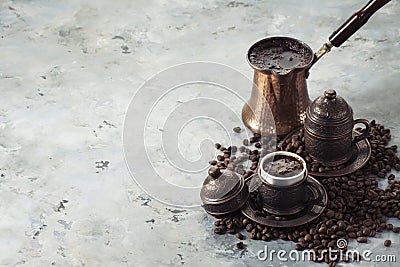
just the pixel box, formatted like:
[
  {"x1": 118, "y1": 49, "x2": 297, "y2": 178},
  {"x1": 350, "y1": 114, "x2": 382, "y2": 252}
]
[
  {"x1": 384, "y1": 240, "x2": 392, "y2": 247},
  {"x1": 208, "y1": 166, "x2": 220, "y2": 178},
  {"x1": 235, "y1": 233, "x2": 244, "y2": 240},
  {"x1": 233, "y1": 127, "x2": 242, "y2": 133},
  {"x1": 214, "y1": 227, "x2": 225, "y2": 235},
  {"x1": 357, "y1": 237, "x2": 367, "y2": 243}
]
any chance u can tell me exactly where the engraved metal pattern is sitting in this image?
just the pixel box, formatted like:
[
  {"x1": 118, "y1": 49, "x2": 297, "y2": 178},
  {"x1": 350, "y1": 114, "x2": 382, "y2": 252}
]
[
  {"x1": 305, "y1": 115, "x2": 354, "y2": 137},
  {"x1": 304, "y1": 90, "x2": 370, "y2": 166},
  {"x1": 201, "y1": 171, "x2": 241, "y2": 203},
  {"x1": 305, "y1": 90, "x2": 355, "y2": 137},
  {"x1": 241, "y1": 176, "x2": 327, "y2": 228},
  {"x1": 309, "y1": 137, "x2": 371, "y2": 177},
  {"x1": 281, "y1": 128, "x2": 372, "y2": 177},
  {"x1": 258, "y1": 178, "x2": 308, "y2": 216},
  {"x1": 308, "y1": 91, "x2": 351, "y2": 122},
  {"x1": 202, "y1": 182, "x2": 249, "y2": 217},
  {"x1": 304, "y1": 128, "x2": 353, "y2": 166}
]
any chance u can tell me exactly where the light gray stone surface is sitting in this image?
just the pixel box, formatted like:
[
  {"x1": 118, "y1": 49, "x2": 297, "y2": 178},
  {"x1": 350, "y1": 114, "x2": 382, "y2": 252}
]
[{"x1": 1, "y1": 0, "x2": 399, "y2": 266}]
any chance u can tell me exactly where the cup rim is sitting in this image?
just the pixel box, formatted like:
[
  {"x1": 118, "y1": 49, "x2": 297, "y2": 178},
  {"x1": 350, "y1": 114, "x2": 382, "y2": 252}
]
[{"x1": 259, "y1": 151, "x2": 307, "y2": 183}]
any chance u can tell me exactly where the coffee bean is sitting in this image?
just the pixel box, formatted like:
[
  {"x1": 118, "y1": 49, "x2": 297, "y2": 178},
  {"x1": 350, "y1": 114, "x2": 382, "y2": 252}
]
[
  {"x1": 243, "y1": 139, "x2": 249, "y2": 146},
  {"x1": 249, "y1": 232, "x2": 256, "y2": 239},
  {"x1": 214, "y1": 227, "x2": 225, "y2": 235},
  {"x1": 209, "y1": 160, "x2": 217, "y2": 165},
  {"x1": 337, "y1": 221, "x2": 346, "y2": 230},
  {"x1": 395, "y1": 164, "x2": 400, "y2": 171},
  {"x1": 364, "y1": 219, "x2": 373, "y2": 227},
  {"x1": 256, "y1": 232, "x2": 262, "y2": 240},
  {"x1": 326, "y1": 210, "x2": 335, "y2": 218},
  {"x1": 236, "y1": 241, "x2": 244, "y2": 249},
  {"x1": 233, "y1": 127, "x2": 241, "y2": 133},
  {"x1": 227, "y1": 228, "x2": 236, "y2": 234},
  {"x1": 295, "y1": 244, "x2": 303, "y2": 251},
  {"x1": 208, "y1": 166, "x2": 220, "y2": 178},
  {"x1": 245, "y1": 224, "x2": 253, "y2": 232},
  {"x1": 318, "y1": 226, "x2": 327, "y2": 234},
  {"x1": 214, "y1": 143, "x2": 221, "y2": 149},
  {"x1": 214, "y1": 220, "x2": 222, "y2": 227},
  {"x1": 384, "y1": 240, "x2": 391, "y2": 247},
  {"x1": 348, "y1": 232, "x2": 356, "y2": 238},
  {"x1": 304, "y1": 234, "x2": 312, "y2": 241},
  {"x1": 362, "y1": 228, "x2": 371, "y2": 236},
  {"x1": 357, "y1": 237, "x2": 367, "y2": 243},
  {"x1": 217, "y1": 155, "x2": 224, "y2": 161}
]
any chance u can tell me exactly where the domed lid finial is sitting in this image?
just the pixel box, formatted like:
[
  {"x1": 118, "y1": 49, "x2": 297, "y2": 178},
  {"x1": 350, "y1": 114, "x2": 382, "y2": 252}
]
[{"x1": 324, "y1": 89, "x2": 336, "y2": 100}]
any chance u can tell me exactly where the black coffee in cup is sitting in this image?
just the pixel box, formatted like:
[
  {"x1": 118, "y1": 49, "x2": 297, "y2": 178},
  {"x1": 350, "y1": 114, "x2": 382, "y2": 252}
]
[{"x1": 262, "y1": 155, "x2": 303, "y2": 178}]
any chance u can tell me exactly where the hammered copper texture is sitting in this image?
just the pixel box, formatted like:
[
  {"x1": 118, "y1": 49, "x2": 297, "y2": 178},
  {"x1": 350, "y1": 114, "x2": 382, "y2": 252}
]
[{"x1": 242, "y1": 37, "x2": 313, "y2": 136}]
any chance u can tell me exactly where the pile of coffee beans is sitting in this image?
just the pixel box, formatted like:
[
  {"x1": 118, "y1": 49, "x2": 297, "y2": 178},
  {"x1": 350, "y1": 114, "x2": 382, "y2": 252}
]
[{"x1": 207, "y1": 121, "x2": 398, "y2": 266}]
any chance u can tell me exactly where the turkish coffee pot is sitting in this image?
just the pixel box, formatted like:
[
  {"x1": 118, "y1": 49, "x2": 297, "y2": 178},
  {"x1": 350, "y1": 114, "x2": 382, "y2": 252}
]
[{"x1": 242, "y1": 0, "x2": 391, "y2": 136}]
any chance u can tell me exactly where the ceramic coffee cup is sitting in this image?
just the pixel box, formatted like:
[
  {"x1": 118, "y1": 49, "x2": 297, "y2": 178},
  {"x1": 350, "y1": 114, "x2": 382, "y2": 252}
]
[{"x1": 258, "y1": 151, "x2": 308, "y2": 215}]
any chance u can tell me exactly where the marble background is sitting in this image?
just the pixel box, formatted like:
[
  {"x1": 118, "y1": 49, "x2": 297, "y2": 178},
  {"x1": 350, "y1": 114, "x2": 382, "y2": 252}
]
[{"x1": 1, "y1": 0, "x2": 399, "y2": 266}]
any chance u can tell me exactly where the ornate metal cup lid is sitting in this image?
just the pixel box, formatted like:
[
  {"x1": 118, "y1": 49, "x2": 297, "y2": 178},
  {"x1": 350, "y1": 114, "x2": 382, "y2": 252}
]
[
  {"x1": 306, "y1": 89, "x2": 355, "y2": 137},
  {"x1": 307, "y1": 89, "x2": 352, "y2": 124},
  {"x1": 200, "y1": 170, "x2": 242, "y2": 204}
]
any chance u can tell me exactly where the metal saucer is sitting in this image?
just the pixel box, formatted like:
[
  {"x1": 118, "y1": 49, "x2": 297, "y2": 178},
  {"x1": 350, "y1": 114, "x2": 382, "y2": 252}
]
[
  {"x1": 241, "y1": 176, "x2": 327, "y2": 228},
  {"x1": 279, "y1": 127, "x2": 371, "y2": 177}
]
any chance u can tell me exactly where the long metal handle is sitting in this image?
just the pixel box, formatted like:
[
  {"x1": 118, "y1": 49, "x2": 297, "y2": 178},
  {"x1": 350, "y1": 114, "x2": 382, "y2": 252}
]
[
  {"x1": 308, "y1": 0, "x2": 391, "y2": 72},
  {"x1": 329, "y1": 0, "x2": 391, "y2": 47}
]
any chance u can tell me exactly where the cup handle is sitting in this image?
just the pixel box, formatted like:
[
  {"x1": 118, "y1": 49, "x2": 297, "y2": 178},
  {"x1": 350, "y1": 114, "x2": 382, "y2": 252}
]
[
  {"x1": 302, "y1": 180, "x2": 324, "y2": 207},
  {"x1": 352, "y1": 119, "x2": 370, "y2": 144}
]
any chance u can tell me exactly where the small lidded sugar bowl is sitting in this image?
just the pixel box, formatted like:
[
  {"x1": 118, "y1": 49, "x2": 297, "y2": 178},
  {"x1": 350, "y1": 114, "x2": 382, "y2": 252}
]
[
  {"x1": 200, "y1": 170, "x2": 249, "y2": 218},
  {"x1": 304, "y1": 89, "x2": 370, "y2": 166}
]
